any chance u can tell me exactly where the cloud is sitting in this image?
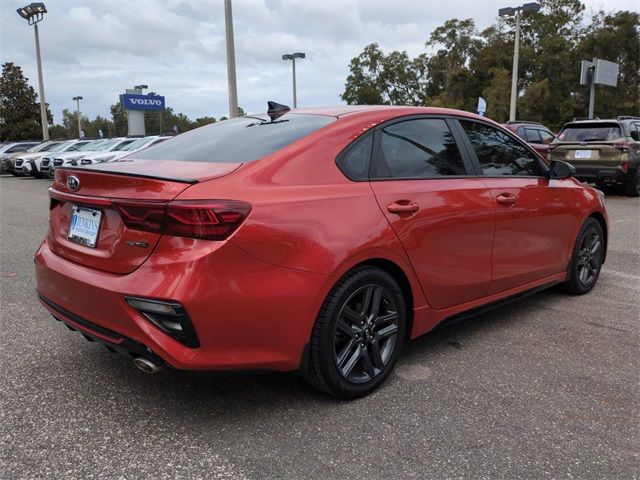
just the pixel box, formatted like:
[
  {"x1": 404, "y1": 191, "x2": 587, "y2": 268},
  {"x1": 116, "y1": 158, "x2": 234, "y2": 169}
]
[{"x1": 1, "y1": 0, "x2": 636, "y2": 122}]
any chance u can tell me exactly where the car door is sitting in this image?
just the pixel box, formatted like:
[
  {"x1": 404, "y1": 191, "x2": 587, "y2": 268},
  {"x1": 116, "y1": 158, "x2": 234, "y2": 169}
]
[
  {"x1": 457, "y1": 119, "x2": 577, "y2": 294},
  {"x1": 368, "y1": 117, "x2": 495, "y2": 310}
]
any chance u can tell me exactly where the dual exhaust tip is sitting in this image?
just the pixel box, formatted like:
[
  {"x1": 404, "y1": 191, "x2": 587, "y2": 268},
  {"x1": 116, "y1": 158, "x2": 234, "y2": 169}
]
[{"x1": 133, "y1": 356, "x2": 162, "y2": 374}]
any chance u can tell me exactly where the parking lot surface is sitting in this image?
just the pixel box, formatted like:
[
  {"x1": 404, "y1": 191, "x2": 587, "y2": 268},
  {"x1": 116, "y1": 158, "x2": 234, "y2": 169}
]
[{"x1": 1, "y1": 175, "x2": 638, "y2": 480}]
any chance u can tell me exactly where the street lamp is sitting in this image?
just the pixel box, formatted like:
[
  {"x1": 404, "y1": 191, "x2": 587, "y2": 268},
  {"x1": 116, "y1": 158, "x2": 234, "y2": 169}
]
[
  {"x1": 499, "y1": 2, "x2": 541, "y2": 122},
  {"x1": 282, "y1": 52, "x2": 305, "y2": 108},
  {"x1": 72, "y1": 96, "x2": 83, "y2": 138},
  {"x1": 134, "y1": 84, "x2": 148, "y2": 92},
  {"x1": 224, "y1": 0, "x2": 239, "y2": 118},
  {"x1": 16, "y1": 2, "x2": 49, "y2": 140}
]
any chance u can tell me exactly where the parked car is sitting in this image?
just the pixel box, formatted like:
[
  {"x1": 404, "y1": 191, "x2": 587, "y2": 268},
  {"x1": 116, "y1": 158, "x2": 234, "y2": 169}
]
[
  {"x1": 549, "y1": 116, "x2": 640, "y2": 196},
  {"x1": 503, "y1": 121, "x2": 556, "y2": 160},
  {"x1": 44, "y1": 138, "x2": 145, "y2": 176},
  {"x1": 36, "y1": 104, "x2": 608, "y2": 398},
  {"x1": 79, "y1": 136, "x2": 171, "y2": 165},
  {"x1": 0, "y1": 141, "x2": 40, "y2": 172},
  {"x1": 3, "y1": 140, "x2": 60, "y2": 174},
  {"x1": 28, "y1": 139, "x2": 94, "y2": 178}
]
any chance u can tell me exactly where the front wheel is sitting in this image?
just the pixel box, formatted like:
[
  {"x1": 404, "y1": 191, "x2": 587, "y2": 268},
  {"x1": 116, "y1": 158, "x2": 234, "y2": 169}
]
[
  {"x1": 307, "y1": 266, "x2": 406, "y2": 398},
  {"x1": 563, "y1": 218, "x2": 604, "y2": 294}
]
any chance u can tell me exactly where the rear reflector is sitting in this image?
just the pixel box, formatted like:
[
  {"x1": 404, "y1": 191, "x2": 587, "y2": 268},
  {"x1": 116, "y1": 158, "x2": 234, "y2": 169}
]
[
  {"x1": 113, "y1": 199, "x2": 251, "y2": 240},
  {"x1": 125, "y1": 296, "x2": 200, "y2": 348}
]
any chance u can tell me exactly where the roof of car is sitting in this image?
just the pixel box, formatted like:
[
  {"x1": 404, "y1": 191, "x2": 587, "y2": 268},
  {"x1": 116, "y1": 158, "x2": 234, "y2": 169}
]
[{"x1": 289, "y1": 105, "x2": 489, "y2": 121}]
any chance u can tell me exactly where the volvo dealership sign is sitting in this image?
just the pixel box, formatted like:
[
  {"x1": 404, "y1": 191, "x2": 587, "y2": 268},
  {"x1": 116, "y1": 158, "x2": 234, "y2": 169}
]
[{"x1": 120, "y1": 93, "x2": 166, "y2": 111}]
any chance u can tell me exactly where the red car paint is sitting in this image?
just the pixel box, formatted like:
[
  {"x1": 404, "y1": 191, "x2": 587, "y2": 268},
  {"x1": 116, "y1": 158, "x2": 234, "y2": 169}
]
[{"x1": 35, "y1": 106, "x2": 607, "y2": 373}]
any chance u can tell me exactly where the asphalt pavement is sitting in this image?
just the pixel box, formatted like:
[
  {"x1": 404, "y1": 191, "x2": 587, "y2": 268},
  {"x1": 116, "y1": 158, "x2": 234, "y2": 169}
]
[{"x1": 1, "y1": 175, "x2": 638, "y2": 480}]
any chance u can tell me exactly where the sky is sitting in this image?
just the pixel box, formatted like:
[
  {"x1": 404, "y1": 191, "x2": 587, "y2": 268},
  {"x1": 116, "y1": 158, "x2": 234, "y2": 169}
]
[{"x1": 1, "y1": 0, "x2": 638, "y2": 123}]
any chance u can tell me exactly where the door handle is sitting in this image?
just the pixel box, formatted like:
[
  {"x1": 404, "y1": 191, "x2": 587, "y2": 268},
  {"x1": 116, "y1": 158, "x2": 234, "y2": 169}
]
[
  {"x1": 496, "y1": 193, "x2": 518, "y2": 205},
  {"x1": 387, "y1": 201, "x2": 419, "y2": 214}
]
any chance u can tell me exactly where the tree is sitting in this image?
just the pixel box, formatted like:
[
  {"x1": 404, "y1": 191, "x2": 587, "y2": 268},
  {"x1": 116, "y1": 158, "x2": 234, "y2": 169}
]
[
  {"x1": 341, "y1": 5, "x2": 639, "y2": 129},
  {"x1": 0, "y1": 62, "x2": 52, "y2": 141},
  {"x1": 341, "y1": 43, "x2": 428, "y2": 105}
]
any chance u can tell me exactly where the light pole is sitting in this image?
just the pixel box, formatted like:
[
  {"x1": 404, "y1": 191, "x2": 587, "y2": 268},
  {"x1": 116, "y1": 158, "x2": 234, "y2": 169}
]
[
  {"x1": 224, "y1": 0, "x2": 239, "y2": 118},
  {"x1": 17, "y1": 2, "x2": 49, "y2": 140},
  {"x1": 282, "y1": 52, "x2": 305, "y2": 108},
  {"x1": 72, "y1": 96, "x2": 83, "y2": 138},
  {"x1": 499, "y1": 2, "x2": 541, "y2": 122}
]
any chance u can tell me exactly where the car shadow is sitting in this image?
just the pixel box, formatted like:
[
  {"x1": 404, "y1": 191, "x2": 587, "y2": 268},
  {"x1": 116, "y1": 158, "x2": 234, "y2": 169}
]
[{"x1": 60, "y1": 288, "x2": 555, "y2": 423}]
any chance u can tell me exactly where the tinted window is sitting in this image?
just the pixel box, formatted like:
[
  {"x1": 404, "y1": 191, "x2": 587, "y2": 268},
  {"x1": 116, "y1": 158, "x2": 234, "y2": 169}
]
[
  {"x1": 131, "y1": 114, "x2": 335, "y2": 163},
  {"x1": 373, "y1": 119, "x2": 465, "y2": 179},
  {"x1": 461, "y1": 121, "x2": 544, "y2": 177},
  {"x1": 524, "y1": 128, "x2": 541, "y2": 143},
  {"x1": 7, "y1": 143, "x2": 35, "y2": 153},
  {"x1": 558, "y1": 123, "x2": 622, "y2": 142},
  {"x1": 336, "y1": 134, "x2": 373, "y2": 181},
  {"x1": 539, "y1": 130, "x2": 555, "y2": 144}
]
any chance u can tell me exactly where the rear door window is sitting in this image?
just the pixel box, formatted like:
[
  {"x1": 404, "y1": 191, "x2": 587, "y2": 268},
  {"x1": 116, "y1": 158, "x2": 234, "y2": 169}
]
[
  {"x1": 130, "y1": 114, "x2": 335, "y2": 163},
  {"x1": 524, "y1": 128, "x2": 542, "y2": 143},
  {"x1": 460, "y1": 120, "x2": 545, "y2": 177},
  {"x1": 372, "y1": 119, "x2": 467, "y2": 179}
]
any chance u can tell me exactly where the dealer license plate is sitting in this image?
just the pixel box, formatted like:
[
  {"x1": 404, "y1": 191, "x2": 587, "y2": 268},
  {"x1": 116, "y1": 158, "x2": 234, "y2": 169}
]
[
  {"x1": 68, "y1": 206, "x2": 102, "y2": 247},
  {"x1": 574, "y1": 150, "x2": 593, "y2": 159}
]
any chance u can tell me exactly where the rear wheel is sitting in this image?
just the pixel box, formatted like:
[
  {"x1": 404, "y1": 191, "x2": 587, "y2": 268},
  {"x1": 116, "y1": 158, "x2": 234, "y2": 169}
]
[
  {"x1": 563, "y1": 218, "x2": 604, "y2": 294},
  {"x1": 307, "y1": 266, "x2": 406, "y2": 398},
  {"x1": 623, "y1": 169, "x2": 640, "y2": 197}
]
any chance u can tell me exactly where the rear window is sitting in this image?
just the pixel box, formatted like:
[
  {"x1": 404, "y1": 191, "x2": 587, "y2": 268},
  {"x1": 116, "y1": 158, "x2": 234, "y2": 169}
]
[
  {"x1": 130, "y1": 114, "x2": 335, "y2": 163},
  {"x1": 558, "y1": 123, "x2": 622, "y2": 142}
]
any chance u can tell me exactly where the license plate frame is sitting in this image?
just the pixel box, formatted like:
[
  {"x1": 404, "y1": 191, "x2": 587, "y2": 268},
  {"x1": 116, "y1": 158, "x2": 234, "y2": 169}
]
[
  {"x1": 574, "y1": 149, "x2": 593, "y2": 159},
  {"x1": 68, "y1": 205, "x2": 102, "y2": 248}
]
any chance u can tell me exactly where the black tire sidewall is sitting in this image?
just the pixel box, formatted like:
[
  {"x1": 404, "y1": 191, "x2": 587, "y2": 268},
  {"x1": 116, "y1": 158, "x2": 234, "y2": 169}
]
[{"x1": 313, "y1": 267, "x2": 407, "y2": 398}]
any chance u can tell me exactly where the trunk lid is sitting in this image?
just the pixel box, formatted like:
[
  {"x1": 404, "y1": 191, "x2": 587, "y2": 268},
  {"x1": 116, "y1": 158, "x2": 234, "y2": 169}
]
[
  {"x1": 549, "y1": 142, "x2": 625, "y2": 167},
  {"x1": 47, "y1": 161, "x2": 241, "y2": 274}
]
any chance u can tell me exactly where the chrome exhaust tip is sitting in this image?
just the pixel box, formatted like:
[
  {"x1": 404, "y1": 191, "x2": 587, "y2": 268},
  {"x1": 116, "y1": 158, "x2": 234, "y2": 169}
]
[{"x1": 133, "y1": 357, "x2": 162, "y2": 374}]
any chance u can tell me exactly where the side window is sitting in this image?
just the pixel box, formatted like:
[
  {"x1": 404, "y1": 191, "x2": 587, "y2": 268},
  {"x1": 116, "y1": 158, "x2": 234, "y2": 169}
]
[
  {"x1": 373, "y1": 119, "x2": 466, "y2": 179},
  {"x1": 460, "y1": 120, "x2": 544, "y2": 177},
  {"x1": 630, "y1": 123, "x2": 640, "y2": 141},
  {"x1": 539, "y1": 129, "x2": 555, "y2": 144},
  {"x1": 336, "y1": 134, "x2": 373, "y2": 181},
  {"x1": 524, "y1": 128, "x2": 542, "y2": 143},
  {"x1": 8, "y1": 144, "x2": 31, "y2": 153}
]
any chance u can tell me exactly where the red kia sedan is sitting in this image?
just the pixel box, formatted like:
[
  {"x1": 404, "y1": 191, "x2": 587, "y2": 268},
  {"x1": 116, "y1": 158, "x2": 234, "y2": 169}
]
[{"x1": 36, "y1": 104, "x2": 608, "y2": 398}]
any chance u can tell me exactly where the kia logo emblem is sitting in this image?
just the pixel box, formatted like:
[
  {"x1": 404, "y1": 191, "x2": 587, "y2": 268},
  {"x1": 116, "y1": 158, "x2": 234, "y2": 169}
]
[{"x1": 67, "y1": 175, "x2": 80, "y2": 191}]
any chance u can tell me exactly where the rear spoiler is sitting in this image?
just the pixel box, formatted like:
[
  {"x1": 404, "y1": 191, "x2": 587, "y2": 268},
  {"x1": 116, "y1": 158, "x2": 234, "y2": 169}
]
[{"x1": 61, "y1": 166, "x2": 198, "y2": 184}]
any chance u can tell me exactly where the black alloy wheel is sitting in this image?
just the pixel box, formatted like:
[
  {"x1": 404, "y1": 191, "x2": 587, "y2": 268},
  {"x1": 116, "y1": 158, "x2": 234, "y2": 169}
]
[
  {"x1": 333, "y1": 284, "x2": 399, "y2": 384},
  {"x1": 564, "y1": 218, "x2": 604, "y2": 294},
  {"x1": 307, "y1": 266, "x2": 406, "y2": 398}
]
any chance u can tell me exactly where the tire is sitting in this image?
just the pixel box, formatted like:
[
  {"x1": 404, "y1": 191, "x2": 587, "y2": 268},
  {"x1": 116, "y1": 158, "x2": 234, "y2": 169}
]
[
  {"x1": 623, "y1": 169, "x2": 640, "y2": 197},
  {"x1": 563, "y1": 218, "x2": 605, "y2": 295},
  {"x1": 307, "y1": 266, "x2": 406, "y2": 398}
]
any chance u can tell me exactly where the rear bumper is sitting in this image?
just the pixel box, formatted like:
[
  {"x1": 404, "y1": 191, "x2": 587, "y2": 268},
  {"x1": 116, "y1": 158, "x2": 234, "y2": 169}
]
[
  {"x1": 35, "y1": 237, "x2": 330, "y2": 372},
  {"x1": 573, "y1": 165, "x2": 631, "y2": 184}
]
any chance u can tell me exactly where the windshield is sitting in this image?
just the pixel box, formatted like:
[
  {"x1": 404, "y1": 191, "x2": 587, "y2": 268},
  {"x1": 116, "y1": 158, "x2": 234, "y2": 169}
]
[
  {"x1": 49, "y1": 140, "x2": 76, "y2": 152},
  {"x1": 27, "y1": 141, "x2": 58, "y2": 153},
  {"x1": 111, "y1": 139, "x2": 138, "y2": 151},
  {"x1": 120, "y1": 137, "x2": 156, "y2": 151},
  {"x1": 130, "y1": 114, "x2": 336, "y2": 163},
  {"x1": 558, "y1": 123, "x2": 622, "y2": 142}
]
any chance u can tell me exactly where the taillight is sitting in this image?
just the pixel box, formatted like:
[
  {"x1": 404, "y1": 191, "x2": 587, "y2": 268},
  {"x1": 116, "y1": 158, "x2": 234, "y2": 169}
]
[
  {"x1": 613, "y1": 141, "x2": 631, "y2": 152},
  {"x1": 113, "y1": 200, "x2": 166, "y2": 233},
  {"x1": 113, "y1": 199, "x2": 251, "y2": 240}
]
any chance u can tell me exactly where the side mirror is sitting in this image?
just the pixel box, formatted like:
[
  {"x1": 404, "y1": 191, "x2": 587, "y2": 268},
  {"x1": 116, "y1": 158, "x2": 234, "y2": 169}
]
[
  {"x1": 549, "y1": 160, "x2": 575, "y2": 180},
  {"x1": 630, "y1": 130, "x2": 640, "y2": 141}
]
